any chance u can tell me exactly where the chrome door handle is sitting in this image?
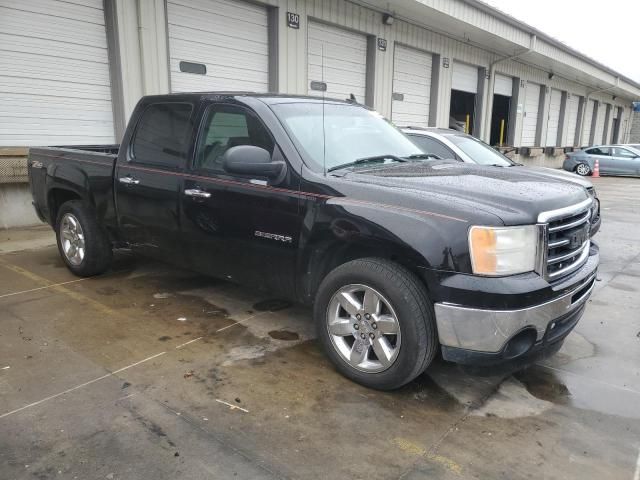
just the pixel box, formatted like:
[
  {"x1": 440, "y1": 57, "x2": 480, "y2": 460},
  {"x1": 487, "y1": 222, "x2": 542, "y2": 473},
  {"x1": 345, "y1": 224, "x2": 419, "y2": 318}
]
[
  {"x1": 184, "y1": 189, "x2": 211, "y2": 199},
  {"x1": 119, "y1": 176, "x2": 140, "y2": 185}
]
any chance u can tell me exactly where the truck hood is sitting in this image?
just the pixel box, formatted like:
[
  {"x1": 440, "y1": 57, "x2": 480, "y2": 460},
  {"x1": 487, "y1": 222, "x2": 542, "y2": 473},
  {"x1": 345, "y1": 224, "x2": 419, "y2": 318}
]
[
  {"x1": 341, "y1": 160, "x2": 589, "y2": 225},
  {"x1": 512, "y1": 165, "x2": 593, "y2": 189}
]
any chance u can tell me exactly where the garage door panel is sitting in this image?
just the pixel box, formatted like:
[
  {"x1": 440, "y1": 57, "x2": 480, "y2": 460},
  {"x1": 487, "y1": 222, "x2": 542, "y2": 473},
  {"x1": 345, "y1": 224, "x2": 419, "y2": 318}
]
[
  {"x1": 594, "y1": 104, "x2": 606, "y2": 145},
  {"x1": 168, "y1": 0, "x2": 269, "y2": 93},
  {"x1": 494, "y1": 73, "x2": 512, "y2": 97},
  {"x1": 0, "y1": 0, "x2": 114, "y2": 146},
  {"x1": 582, "y1": 100, "x2": 595, "y2": 146},
  {"x1": 168, "y1": 10, "x2": 268, "y2": 43},
  {"x1": 0, "y1": 6, "x2": 110, "y2": 45},
  {"x1": 392, "y1": 45, "x2": 432, "y2": 128},
  {"x1": 170, "y1": 40, "x2": 268, "y2": 74},
  {"x1": 545, "y1": 89, "x2": 562, "y2": 147},
  {"x1": 307, "y1": 21, "x2": 367, "y2": 100},
  {"x1": 0, "y1": 0, "x2": 106, "y2": 25},
  {"x1": 521, "y1": 82, "x2": 540, "y2": 147},
  {"x1": 452, "y1": 62, "x2": 478, "y2": 93},
  {"x1": 565, "y1": 94, "x2": 580, "y2": 146},
  {"x1": 170, "y1": 0, "x2": 269, "y2": 25},
  {"x1": 1, "y1": 50, "x2": 111, "y2": 86}
]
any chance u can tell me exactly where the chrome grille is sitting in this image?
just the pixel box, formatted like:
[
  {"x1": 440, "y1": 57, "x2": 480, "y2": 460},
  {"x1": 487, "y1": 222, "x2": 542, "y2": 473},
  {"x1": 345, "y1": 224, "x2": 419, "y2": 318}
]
[{"x1": 538, "y1": 199, "x2": 592, "y2": 281}]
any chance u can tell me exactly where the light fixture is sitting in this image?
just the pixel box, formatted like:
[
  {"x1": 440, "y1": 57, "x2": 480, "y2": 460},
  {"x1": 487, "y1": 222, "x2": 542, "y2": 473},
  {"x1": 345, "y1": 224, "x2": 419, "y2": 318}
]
[
  {"x1": 548, "y1": 72, "x2": 555, "y2": 80},
  {"x1": 382, "y1": 13, "x2": 394, "y2": 25}
]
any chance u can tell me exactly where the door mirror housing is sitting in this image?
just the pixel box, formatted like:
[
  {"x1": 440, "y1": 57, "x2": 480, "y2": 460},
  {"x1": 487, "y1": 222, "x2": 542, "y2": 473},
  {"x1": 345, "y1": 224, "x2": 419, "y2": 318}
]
[{"x1": 222, "y1": 145, "x2": 285, "y2": 179}]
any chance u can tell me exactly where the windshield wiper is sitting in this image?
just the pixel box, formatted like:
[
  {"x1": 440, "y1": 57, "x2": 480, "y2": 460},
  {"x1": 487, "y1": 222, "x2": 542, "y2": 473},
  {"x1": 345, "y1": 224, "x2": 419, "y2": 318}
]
[
  {"x1": 327, "y1": 155, "x2": 408, "y2": 172},
  {"x1": 404, "y1": 153, "x2": 441, "y2": 160}
]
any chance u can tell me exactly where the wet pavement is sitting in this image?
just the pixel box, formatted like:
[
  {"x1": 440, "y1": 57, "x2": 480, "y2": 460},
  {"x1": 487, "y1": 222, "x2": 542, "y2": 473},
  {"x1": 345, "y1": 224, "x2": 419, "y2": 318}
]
[{"x1": 1, "y1": 176, "x2": 639, "y2": 479}]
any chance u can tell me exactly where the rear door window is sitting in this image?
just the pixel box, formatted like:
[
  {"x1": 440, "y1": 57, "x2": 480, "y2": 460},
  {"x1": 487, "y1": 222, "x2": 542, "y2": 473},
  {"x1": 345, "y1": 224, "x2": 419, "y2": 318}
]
[
  {"x1": 131, "y1": 103, "x2": 194, "y2": 168},
  {"x1": 586, "y1": 147, "x2": 610, "y2": 156}
]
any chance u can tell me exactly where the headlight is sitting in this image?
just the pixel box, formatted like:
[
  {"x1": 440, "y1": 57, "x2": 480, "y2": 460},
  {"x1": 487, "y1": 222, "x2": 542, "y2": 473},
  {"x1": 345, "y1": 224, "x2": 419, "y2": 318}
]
[{"x1": 468, "y1": 226, "x2": 538, "y2": 276}]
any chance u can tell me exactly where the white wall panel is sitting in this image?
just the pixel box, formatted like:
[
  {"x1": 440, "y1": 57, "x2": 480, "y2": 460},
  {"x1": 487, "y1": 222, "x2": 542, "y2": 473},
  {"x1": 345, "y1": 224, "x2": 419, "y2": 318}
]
[
  {"x1": 391, "y1": 45, "x2": 432, "y2": 128},
  {"x1": 167, "y1": 0, "x2": 269, "y2": 92},
  {"x1": 0, "y1": 0, "x2": 114, "y2": 146}
]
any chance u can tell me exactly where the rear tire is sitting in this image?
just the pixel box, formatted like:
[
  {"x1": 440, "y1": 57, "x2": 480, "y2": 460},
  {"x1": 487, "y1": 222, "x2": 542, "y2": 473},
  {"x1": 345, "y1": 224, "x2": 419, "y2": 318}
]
[
  {"x1": 55, "y1": 200, "x2": 112, "y2": 277},
  {"x1": 314, "y1": 258, "x2": 438, "y2": 390},
  {"x1": 575, "y1": 163, "x2": 591, "y2": 176}
]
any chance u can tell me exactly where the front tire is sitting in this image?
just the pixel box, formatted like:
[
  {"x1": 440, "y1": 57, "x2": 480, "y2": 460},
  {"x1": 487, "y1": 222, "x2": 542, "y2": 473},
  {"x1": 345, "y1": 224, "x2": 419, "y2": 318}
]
[
  {"x1": 575, "y1": 163, "x2": 591, "y2": 176},
  {"x1": 314, "y1": 258, "x2": 438, "y2": 390},
  {"x1": 56, "y1": 200, "x2": 112, "y2": 277}
]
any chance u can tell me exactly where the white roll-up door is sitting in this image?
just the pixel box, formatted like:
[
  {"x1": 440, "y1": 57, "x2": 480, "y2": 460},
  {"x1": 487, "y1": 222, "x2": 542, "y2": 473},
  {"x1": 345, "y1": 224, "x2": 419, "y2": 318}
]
[
  {"x1": 307, "y1": 21, "x2": 367, "y2": 102},
  {"x1": 593, "y1": 103, "x2": 607, "y2": 145},
  {"x1": 0, "y1": 0, "x2": 114, "y2": 146},
  {"x1": 581, "y1": 99, "x2": 596, "y2": 146},
  {"x1": 167, "y1": 0, "x2": 269, "y2": 92},
  {"x1": 391, "y1": 45, "x2": 432, "y2": 128},
  {"x1": 494, "y1": 74, "x2": 512, "y2": 97},
  {"x1": 545, "y1": 89, "x2": 562, "y2": 147},
  {"x1": 565, "y1": 94, "x2": 580, "y2": 146},
  {"x1": 521, "y1": 82, "x2": 541, "y2": 147},
  {"x1": 452, "y1": 62, "x2": 478, "y2": 93}
]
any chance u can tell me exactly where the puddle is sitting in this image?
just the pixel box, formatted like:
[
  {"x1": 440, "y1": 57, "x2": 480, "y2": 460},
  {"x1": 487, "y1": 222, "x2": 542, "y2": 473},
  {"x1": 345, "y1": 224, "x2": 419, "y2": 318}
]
[
  {"x1": 268, "y1": 330, "x2": 300, "y2": 341},
  {"x1": 252, "y1": 299, "x2": 292, "y2": 312},
  {"x1": 471, "y1": 377, "x2": 553, "y2": 418},
  {"x1": 515, "y1": 368, "x2": 571, "y2": 404}
]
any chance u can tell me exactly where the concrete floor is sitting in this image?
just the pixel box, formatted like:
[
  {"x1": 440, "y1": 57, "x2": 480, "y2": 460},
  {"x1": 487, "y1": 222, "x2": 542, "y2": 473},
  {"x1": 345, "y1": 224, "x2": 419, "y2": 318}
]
[{"x1": 1, "y1": 176, "x2": 639, "y2": 479}]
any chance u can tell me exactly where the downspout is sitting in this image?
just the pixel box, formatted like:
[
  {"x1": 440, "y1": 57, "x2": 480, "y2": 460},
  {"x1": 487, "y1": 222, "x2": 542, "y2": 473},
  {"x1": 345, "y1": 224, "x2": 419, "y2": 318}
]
[
  {"x1": 483, "y1": 34, "x2": 537, "y2": 142},
  {"x1": 577, "y1": 77, "x2": 619, "y2": 146}
]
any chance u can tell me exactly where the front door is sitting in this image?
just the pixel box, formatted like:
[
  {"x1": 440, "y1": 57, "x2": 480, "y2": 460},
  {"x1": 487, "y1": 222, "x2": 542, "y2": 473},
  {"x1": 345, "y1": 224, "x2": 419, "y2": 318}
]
[
  {"x1": 611, "y1": 147, "x2": 640, "y2": 175},
  {"x1": 180, "y1": 103, "x2": 303, "y2": 296},
  {"x1": 115, "y1": 101, "x2": 195, "y2": 260}
]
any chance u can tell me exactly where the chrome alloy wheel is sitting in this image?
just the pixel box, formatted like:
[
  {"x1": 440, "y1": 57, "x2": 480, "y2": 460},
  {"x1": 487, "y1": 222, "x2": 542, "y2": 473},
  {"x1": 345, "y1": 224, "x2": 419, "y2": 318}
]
[
  {"x1": 576, "y1": 163, "x2": 591, "y2": 176},
  {"x1": 326, "y1": 284, "x2": 402, "y2": 373},
  {"x1": 59, "y1": 213, "x2": 85, "y2": 266}
]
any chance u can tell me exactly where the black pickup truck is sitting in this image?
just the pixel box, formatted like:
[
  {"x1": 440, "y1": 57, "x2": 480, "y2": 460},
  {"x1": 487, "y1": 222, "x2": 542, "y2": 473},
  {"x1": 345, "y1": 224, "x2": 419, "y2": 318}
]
[{"x1": 28, "y1": 93, "x2": 599, "y2": 390}]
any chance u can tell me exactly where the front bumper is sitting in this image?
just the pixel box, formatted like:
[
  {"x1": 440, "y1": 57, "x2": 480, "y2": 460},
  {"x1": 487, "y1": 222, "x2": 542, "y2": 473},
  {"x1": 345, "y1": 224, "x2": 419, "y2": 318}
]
[{"x1": 434, "y1": 245, "x2": 598, "y2": 364}]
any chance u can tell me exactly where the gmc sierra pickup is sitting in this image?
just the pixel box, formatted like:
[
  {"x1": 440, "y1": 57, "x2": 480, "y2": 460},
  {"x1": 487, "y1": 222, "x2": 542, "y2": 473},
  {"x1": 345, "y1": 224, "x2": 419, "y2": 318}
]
[{"x1": 29, "y1": 93, "x2": 599, "y2": 390}]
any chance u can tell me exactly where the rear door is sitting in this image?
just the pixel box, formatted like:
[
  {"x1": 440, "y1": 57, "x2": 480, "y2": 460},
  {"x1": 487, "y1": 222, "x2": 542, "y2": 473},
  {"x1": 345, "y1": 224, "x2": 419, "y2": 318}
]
[
  {"x1": 180, "y1": 102, "x2": 302, "y2": 295},
  {"x1": 115, "y1": 101, "x2": 196, "y2": 260},
  {"x1": 585, "y1": 147, "x2": 612, "y2": 174}
]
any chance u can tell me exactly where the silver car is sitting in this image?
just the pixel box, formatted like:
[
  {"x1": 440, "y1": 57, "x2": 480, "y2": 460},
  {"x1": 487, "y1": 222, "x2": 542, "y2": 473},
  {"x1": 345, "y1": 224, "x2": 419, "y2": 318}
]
[{"x1": 563, "y1": 145, "x2": 640, "y2": 177}]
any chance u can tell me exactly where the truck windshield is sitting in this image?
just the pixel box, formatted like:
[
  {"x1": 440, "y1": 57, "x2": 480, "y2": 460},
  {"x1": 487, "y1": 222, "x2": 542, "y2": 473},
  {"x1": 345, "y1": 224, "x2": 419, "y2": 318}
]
[
  {"x1": 447, "y1": 134, "x2": 514, "y2": 167},
  {"x1": 271, "y1": 102, "x2": 423, "y2": 172}
]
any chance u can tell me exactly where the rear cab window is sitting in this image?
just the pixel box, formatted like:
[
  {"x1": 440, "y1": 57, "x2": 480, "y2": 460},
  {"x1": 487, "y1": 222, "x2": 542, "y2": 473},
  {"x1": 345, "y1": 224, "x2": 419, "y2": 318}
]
[{"x1": 130, "y1": 102, "x2": 195, "y2": 169}]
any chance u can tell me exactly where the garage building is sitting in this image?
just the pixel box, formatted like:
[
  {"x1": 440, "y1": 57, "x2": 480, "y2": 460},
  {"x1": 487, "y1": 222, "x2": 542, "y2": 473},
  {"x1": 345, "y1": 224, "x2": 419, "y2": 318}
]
[{"x1": 1, "y1": 0, "x2": 639, "y2": 226}]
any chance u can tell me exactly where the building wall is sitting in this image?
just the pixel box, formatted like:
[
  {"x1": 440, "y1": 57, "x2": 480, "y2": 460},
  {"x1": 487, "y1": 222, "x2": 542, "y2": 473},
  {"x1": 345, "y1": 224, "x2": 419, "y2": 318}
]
[{"x1": 630, "y1": 111, "x2": 640, "y2": 143}]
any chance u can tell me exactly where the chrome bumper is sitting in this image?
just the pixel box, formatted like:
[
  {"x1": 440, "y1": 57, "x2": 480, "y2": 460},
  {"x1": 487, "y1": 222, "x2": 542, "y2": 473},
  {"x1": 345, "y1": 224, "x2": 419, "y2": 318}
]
[{"x1": 434, "y1": 271, "x2": 596, "y2": 354}]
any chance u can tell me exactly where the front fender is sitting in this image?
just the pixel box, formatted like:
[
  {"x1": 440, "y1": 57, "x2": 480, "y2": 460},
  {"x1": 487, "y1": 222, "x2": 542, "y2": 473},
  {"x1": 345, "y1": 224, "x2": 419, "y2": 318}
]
[{"x1": 297, "y1": 197, "x2": 472, "y2": 301}]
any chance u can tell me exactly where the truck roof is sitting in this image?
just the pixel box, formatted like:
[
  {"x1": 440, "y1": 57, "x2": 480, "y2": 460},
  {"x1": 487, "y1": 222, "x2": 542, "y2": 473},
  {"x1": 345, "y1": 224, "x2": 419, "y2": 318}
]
[{"x1": 140, "y1": 91, "x2": 367, "y2": 106}]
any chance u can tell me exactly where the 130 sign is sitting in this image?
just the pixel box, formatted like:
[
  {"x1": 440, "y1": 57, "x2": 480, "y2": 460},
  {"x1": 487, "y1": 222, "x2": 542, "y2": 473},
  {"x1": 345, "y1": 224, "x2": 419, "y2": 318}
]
[{"x1": 287, "y1": 12, "x2": 300, "y2": 29}]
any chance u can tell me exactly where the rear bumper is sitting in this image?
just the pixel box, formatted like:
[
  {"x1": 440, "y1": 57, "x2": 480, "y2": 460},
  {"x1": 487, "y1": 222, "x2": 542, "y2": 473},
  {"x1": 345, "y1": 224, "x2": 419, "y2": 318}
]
[{"x1": 433, "y1": 246, "x2": 598, "y2": 365}]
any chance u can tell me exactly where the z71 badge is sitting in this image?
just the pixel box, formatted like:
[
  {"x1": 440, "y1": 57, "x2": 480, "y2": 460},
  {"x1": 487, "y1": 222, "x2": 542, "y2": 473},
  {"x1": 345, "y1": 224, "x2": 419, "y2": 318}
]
[{"x1": 254, "y1": 231, "x2": 293, "y2": 243}]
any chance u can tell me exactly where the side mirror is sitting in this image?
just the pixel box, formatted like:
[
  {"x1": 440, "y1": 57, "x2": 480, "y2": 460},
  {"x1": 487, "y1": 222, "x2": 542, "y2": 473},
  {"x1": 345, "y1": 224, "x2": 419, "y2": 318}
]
[{"x1": 222, "y1": 145, "x2": 285, "y2": 179}]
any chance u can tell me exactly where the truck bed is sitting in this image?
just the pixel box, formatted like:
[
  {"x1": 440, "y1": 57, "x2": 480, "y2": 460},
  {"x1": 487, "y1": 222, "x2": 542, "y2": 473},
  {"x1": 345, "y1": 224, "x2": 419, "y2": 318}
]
[{"x1": 28, "y1": 145, "x2": 120, "y2": 229}]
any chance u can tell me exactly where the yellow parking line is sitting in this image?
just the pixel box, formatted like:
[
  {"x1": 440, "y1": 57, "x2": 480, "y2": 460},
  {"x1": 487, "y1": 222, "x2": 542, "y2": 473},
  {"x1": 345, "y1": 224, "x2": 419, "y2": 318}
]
[{"x1": 0, "y1": 258, "x2": 118, "y2": 317}]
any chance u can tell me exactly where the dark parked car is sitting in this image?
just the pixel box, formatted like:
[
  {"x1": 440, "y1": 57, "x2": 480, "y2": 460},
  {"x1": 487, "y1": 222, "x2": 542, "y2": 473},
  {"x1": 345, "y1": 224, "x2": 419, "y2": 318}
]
[
  {"x1": 29, "y1": 93, "x2": 598, "y2": 390},
  {"x1": 563, "y1": 145, "x2": 640, "y2": 176},
  {"x1": 403, "y1": 127, "x2": 600, "y2": 235}
]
